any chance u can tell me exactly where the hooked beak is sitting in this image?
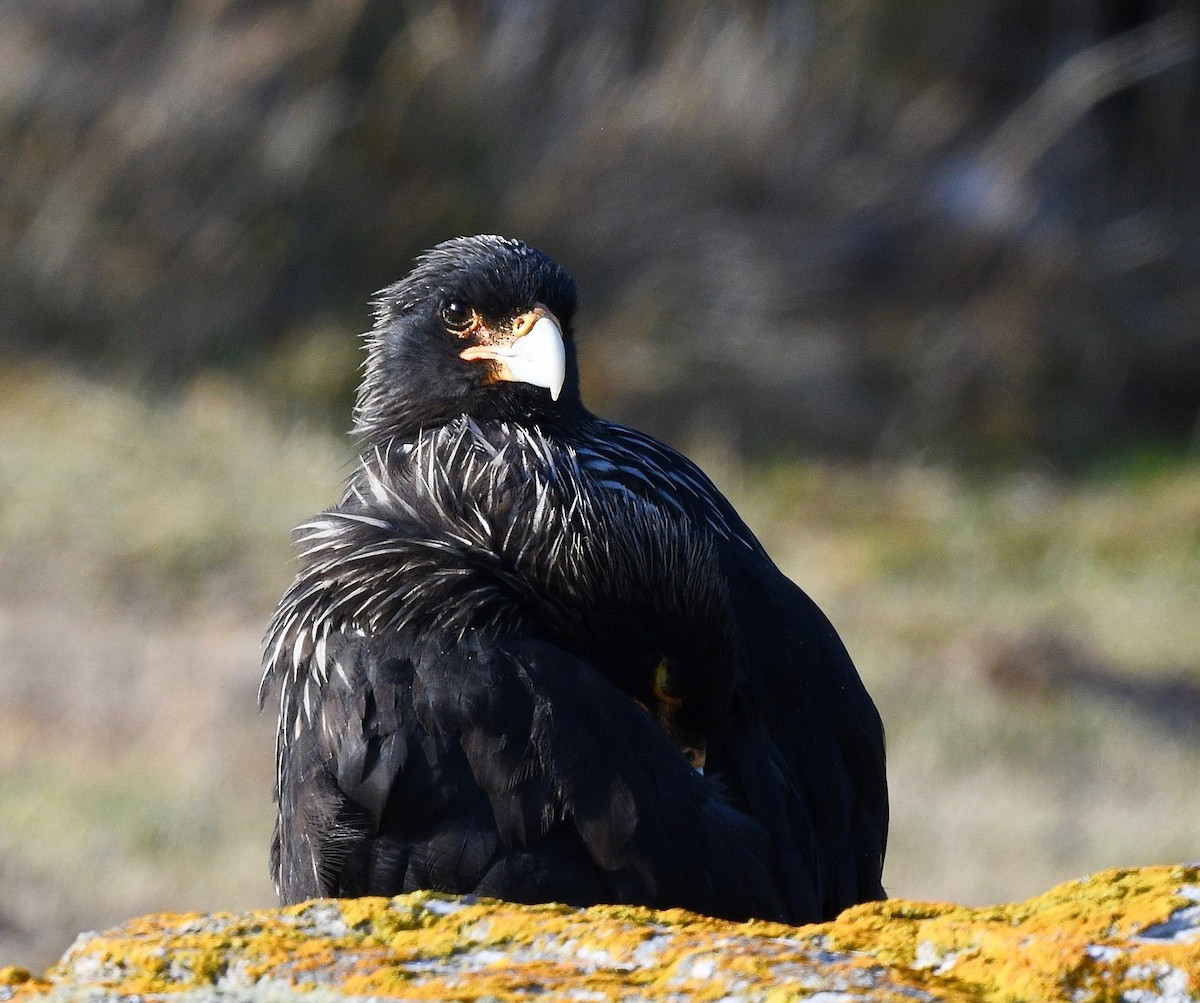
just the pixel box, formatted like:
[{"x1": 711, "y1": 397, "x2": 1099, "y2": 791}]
[{"x1": 459, "y1": 307, "x2": 566, "y2": 401}]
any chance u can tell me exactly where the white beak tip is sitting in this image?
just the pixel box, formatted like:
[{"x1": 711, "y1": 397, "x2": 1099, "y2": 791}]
[{"x1": 506, "y1": 315, "x2": 566, "y2": 401}]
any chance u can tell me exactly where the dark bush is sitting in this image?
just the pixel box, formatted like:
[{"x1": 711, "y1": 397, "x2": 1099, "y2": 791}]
[{"x1": 3, "y1": 0, "x2": 1197, "y2": 464}]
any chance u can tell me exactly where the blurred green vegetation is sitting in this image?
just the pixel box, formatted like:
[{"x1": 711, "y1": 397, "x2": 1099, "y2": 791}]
[
  {"x1": 0, "y1": 361, "x2": 349, "y2": 609},
  {"x1": 2, "y1": 0, "x2": 1198, "y2": 465}
]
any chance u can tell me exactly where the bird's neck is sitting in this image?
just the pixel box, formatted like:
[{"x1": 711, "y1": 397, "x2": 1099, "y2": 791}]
[{"x1": 359, "y1": 398, "x2": 593, "y2": 454}]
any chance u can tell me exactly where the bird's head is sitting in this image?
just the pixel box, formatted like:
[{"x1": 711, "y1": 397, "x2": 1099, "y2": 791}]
[{"x1": 355, "y1": 235, "x2": 582, "y2": 443}]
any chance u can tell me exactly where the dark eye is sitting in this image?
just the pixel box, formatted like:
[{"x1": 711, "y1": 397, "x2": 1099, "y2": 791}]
[{"x1": 440, "y1": 300, "x2": 473, "y2": 331}]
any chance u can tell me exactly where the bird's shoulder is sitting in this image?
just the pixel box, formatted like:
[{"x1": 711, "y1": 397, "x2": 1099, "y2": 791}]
[
  {"x1": 571, "y1": 417, "x2": 769, "y2": 559},
  {"x1": 259, "y1": 416, "x2": 692, "y2": 706}
]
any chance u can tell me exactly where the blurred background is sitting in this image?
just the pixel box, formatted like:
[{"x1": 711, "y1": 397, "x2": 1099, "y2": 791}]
[{"x1": 2, "y1": 0, "x2": 1199, "y2": 971}]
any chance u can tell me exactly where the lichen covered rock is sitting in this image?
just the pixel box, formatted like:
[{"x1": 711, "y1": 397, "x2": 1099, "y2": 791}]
[{"x1": 4, "y1": 864, "x2": 1198, "y2": 1002}]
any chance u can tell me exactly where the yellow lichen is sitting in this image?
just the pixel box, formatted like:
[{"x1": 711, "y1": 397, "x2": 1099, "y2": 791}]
[
  {"x1": 13, "y1": 865, "x2": 1198, "y2": 1002},
  {"x1": 0, "y1": 970, "x2": 29, "y2": 986},
  {"x1": 0, "y1": 966, "x2": 51, "y2": 1003},
  {"x1": 819, "y1": 863, "x2": 1200, "y2": 1000}
]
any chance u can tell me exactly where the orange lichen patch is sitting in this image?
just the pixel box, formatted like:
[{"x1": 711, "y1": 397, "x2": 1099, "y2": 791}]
[
  {"x1": 0, "y1": 966, "x2": 50, "y2": 1003},
  {"x1": 819, "y1": 863, "x2": 1200, "y2": 1000},
  {"x1": 0, "y1": 969, "x2": 32, "y2": 986},
  {"x1": 13, "y1": 865, "x2": 1200, "y2": 1002}
]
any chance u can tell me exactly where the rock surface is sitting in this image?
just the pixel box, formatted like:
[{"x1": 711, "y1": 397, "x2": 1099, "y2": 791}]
[{"x1": 3, "y1": 864, "x2": 1197, "y2": 1002}]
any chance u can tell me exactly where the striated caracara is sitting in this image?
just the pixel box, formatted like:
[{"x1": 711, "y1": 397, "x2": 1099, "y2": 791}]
[{"x1": 260, "y1": 235, "x2": 888, "y2": 923}]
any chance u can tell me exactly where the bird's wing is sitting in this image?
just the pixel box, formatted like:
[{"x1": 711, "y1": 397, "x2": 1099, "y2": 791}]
[
  {"x1": 719, "y1": 548, "x2": 888, "y2": 917},
  {"x1": 576, "y1": 419, "x2": 888, "y2": 920},
  {"x1": 271, "y1": 624, "x2": 786, "y2": 921},
  {"x1": 577, "y1": 419, "x2": 770, "y2": 557}
]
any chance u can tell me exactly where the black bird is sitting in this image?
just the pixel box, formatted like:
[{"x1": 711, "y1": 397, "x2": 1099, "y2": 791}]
[
  {"x1": 261, "y1": 235, "x2": 887, "y2": 923},
  {"x1": 264, "y1": 418, "x2": 784, "y2": 918}
]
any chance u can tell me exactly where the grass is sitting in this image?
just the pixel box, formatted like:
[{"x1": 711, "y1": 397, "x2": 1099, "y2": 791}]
[
  {"x1": 704, "y1": 447, "x2": 1200, "y2": 669},
  {"x1": 1, "y1": 361, "x2": 1197, "y2": 968},
  {"x1": 0, "y1": 360, "x2": 350, "y2": 608}
]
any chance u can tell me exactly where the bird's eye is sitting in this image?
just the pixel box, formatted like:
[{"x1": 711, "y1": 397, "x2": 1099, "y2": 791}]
[{"x1": 440, "y1": 300, "x2": 474, "y2": 331}]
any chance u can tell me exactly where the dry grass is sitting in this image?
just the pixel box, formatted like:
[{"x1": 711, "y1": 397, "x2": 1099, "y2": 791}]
[
  {"x1": 1, "y1": 363, "x2": 1196, "y2": 969},
  {"x1": 0, "y1": 363, "x2": 348, "y2": 967}
]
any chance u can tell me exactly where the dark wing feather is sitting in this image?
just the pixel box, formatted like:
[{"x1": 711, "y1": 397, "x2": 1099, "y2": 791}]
[
  {"x1": 273, "y1": 620, "x2": 786, "y2": 920},
  {"x1": 721, "y1": 544, "x2": 888, "y2": 914},
  {"x1": 577, "y1": 418, "x2": 889, "y2": 919},
  {"x1": 428, "y1": 632, "x2": 786, "y2": 920}
]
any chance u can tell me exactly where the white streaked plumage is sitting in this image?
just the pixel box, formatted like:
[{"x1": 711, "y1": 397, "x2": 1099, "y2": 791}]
[
  {"x1": 260, "y1": 416, "x2": 729, "y2": 739},
  {"x1": 575, "y1": 418, "x2": 766, "y2": 557}
]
